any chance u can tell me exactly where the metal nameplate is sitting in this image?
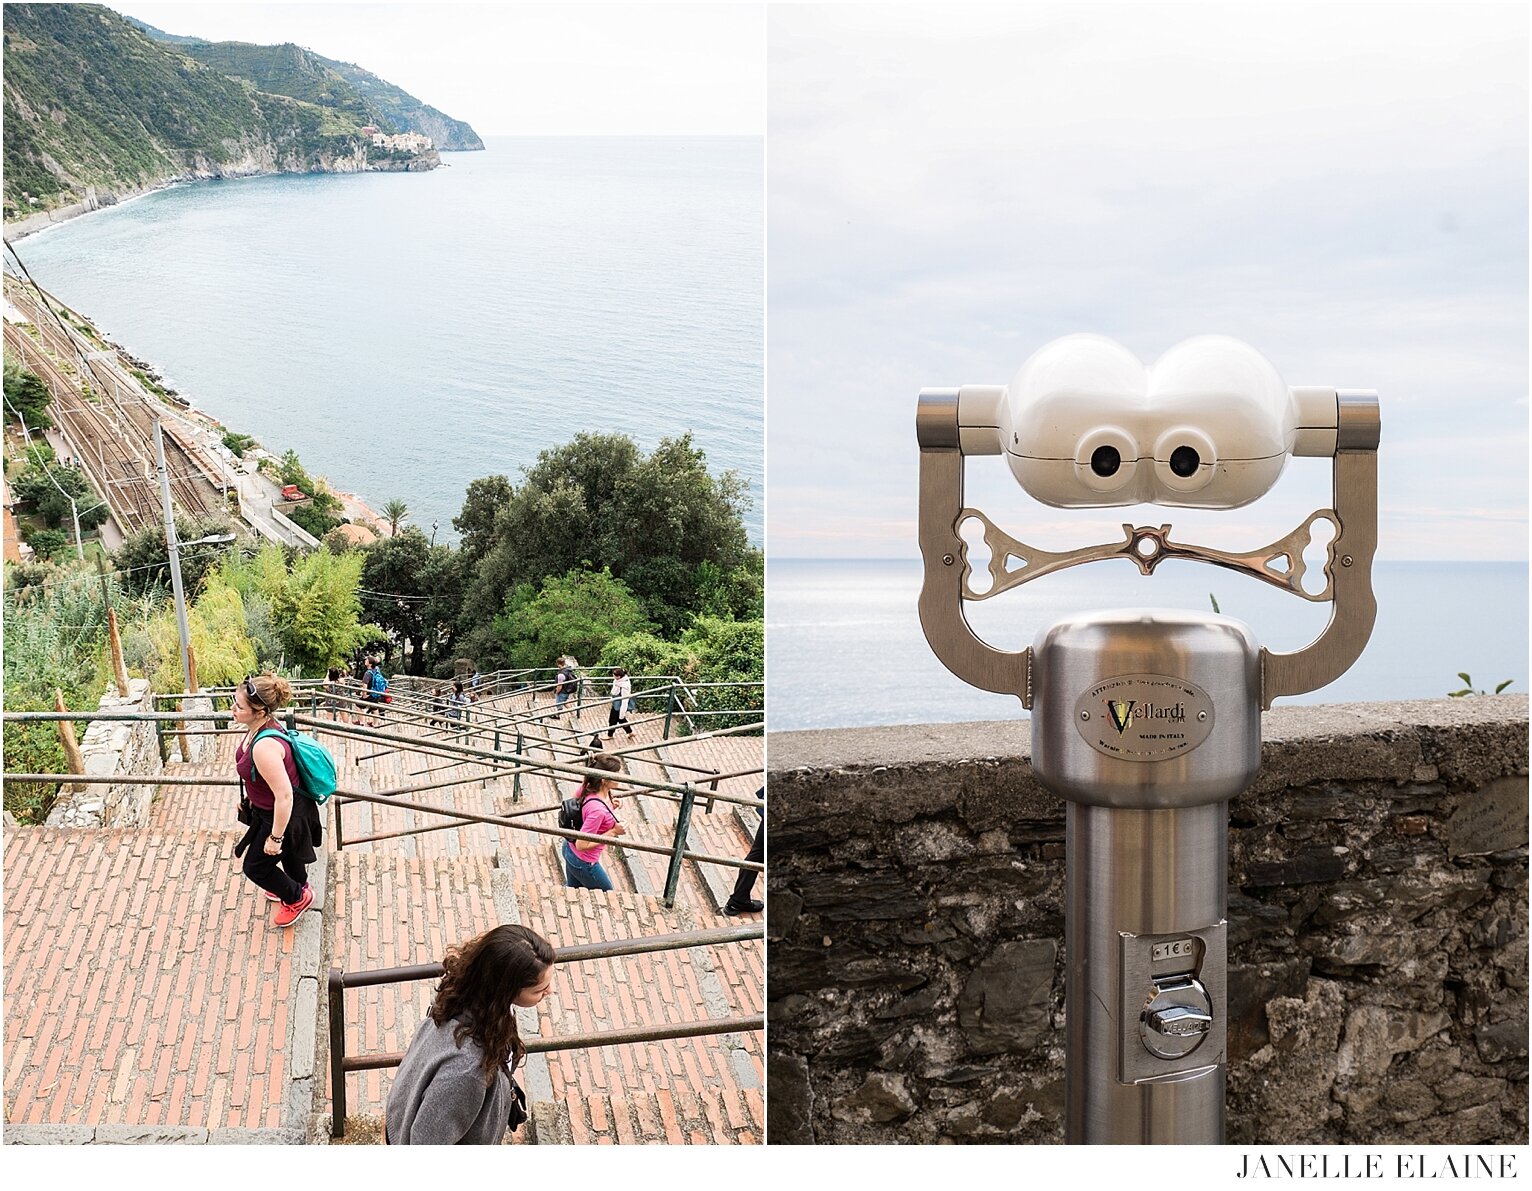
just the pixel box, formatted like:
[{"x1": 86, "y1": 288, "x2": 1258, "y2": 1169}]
[{"x1": 1074, "y1": 673, "x2": 1215, "y2": 762}]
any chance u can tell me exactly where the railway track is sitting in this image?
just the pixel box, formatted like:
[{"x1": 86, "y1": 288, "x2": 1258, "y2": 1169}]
[{"x1": 4, "y1": 279, "x2": 225, "y2": 528}]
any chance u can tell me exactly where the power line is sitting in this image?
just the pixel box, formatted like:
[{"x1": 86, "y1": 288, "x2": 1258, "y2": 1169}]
[
  {"x1": 4, "y1": 543, "x2": 237, "y2": 594},
  {"x1": 357, "y1": 587, "x2": 432, "y2": 602}
]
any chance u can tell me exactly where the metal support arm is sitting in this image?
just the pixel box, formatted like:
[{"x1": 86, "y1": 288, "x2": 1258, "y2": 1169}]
[{"x1": 916, "y1": 388, "x2": 1379, "y2": 712}]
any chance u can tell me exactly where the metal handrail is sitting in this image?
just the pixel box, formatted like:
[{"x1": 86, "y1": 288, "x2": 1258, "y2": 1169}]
[
  {"x1": 3, "y1": 702, "x2": 764, "y2": 904},
  {"x1": 327, "y1": 923, "x2": 764, "y2": 1138}
]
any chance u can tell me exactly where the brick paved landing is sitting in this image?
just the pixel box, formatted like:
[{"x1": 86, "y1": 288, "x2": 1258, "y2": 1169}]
[
  {"x1": 3, "y1": 827, "x2": 313, "y2": 1133},
  {"x1": 327, "y1": 850, "x2": 764, "y2": 1143},
  {"x1": 7, "y1": 705, "x2": 763, "y2": 1144}
]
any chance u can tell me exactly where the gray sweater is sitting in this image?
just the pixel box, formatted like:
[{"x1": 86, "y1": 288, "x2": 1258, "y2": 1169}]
[{"x1": 385, "y1": 1017, "x2": 515, "y2": 1144}]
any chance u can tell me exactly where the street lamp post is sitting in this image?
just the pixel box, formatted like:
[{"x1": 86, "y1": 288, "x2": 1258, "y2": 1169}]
[{"x1": 153, "y1": 417, "x2": 235, "y2": 693}]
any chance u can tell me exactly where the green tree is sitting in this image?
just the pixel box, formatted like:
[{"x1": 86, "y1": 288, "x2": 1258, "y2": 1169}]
[
  {"x1": 682, "y1": 615, "x2": 764, "y2": 727},
  {"x1": 493, "y1": 567, "x2": 653, "y2": 671},
  {"x1": 1, "y1": 558, "x2": 156, "y2": 822},
  {"x1": 143, "y1": 573, "x2": 258, "y2": 692},
  {"x1": 452, "y1": 474, "x2": 512, "y2": 563},
  {"x1": 287, "y1": 502, "x2": 341, "y2": 539},
  {"x1": 457, "y1": 433, "x2": 751, "y2": 639},
  {"x1": 382, "y1": 498, "x2": 409, "y2": 536},
  {"x1": 267, "y1": 548, "x2": 376, "y2": 676},
  {"x1": 3, "y1": 358, "x2": 52, "y2": 429},
  {"x1": 22, "y1": 526, "x2": 69, "y2": 560},
  {"x1": 12, "y1": 458, "x2": 107, "y2": 532},
  {"x1": 277, "y1": 448, "x2": 310, "y2": 490},
  {"x1": 694, "y1": 554, "x2": 764, "y2": 622},
  {"x1": 360, "y1": 527, "x2": 433, "y2": 672},
  {"x1": 221, "y1": 431, "x2": 257, "y2": 457},
  {"x1": 111, "y1": 515, "x2": 235, "y2": 597}
]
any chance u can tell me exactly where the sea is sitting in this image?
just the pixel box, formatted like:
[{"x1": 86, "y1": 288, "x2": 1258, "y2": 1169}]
[
  {"x1": 12, "y1": 136, "x2": 764, "y2": 543},
  {"x1": 768, "y1": 558, "x2": 1530, "y2": 731}
]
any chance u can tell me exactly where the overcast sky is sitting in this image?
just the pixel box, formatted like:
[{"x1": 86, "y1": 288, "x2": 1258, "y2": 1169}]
[
  {"x1": 768, "y1": 3, "x2": 1529, "y2": 562},
  {"x1": 116, "y1": 2, "x2": 765, "y2": 135}
]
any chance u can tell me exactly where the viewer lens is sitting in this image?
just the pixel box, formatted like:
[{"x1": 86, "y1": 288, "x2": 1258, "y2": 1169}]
[
  {"x1": 1090, "y1": 446, "x2": 1121, "y2": 477},
  {"x1": 1169, "y1": 446, "x2": 1200, "y2": 478}
]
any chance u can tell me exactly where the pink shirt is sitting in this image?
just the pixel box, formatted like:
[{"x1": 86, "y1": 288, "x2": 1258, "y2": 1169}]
[{"x1": 572, "y1": 796, "x2": 617, "y2": 863}]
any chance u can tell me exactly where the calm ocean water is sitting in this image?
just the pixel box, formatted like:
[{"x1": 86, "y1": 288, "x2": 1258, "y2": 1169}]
[
  {"x1": 768, "y1": 558, "x2": 1530, "y2": 730},
  {"x1": 15, "y1": 137, "x2": 763, "y2": 542}
]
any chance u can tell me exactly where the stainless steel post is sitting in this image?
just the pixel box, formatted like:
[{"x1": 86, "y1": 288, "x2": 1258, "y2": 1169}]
[{"x1": 1032, "y1": 609, "x2": 1260, "y2": 1143}]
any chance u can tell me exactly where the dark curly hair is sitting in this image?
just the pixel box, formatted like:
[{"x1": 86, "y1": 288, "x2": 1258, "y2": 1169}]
[{"x1": 430, "y1": 925, "x2": 556, "y2": 1086}]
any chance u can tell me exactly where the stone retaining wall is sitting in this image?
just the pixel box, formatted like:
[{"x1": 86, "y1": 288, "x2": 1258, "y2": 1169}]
[
  {"x1": 765, "y1": 697, "x2": 1529, "y2": 1145},
  {"x1": 45, "y1": 678, "x2": 163, "y2": 828}
]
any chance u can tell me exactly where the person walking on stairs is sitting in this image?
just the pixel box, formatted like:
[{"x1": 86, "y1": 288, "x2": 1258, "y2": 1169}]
[
  {"x1": 723, "y1": 789, "x2": 765, "y2": 916},
  {"x1": 385, "y1": 925, "x2": 556, "y2": 1144},
  {"x1": 561, "y1": 752, "x2": 627, "y2": 892},
  {"x1": 607, "y1": 667, "x2": 635, "y2": 740},
  {"x1": 232, "y1": 673, "x2": 321, "y2": 926}
]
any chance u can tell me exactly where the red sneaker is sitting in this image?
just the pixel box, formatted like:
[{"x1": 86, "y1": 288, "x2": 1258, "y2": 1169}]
[
  {"x1": 262, "y1": 889, "x2": 280, "y2": 902},
  {"x1": 274, "y1": 884, "x2": 313, "y2": 927}
]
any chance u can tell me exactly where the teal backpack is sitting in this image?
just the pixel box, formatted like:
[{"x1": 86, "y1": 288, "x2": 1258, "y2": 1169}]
[{"x1": 254, "y1": 725, "x2": 338, "y2": 804}]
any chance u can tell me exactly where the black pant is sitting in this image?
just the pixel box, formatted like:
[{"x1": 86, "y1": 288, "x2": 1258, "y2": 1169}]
[
  {"x1": 730, "y1": 820, "x2": 764, "y2": 904},
  {"x1": 241, "y1": 807, "x2": 308, "y2": 903},
  {"x1": 607, "y1": 702, "x2": 633, "y2": 737}
]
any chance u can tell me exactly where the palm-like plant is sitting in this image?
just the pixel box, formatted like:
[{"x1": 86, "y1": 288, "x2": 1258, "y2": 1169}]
[{"x1": 382, "y1": 499, "x2": 409, "y2": 537}]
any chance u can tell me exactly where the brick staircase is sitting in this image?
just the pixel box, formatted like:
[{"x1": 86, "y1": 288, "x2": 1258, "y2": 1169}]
[{"x1": 4, "y1": 699, "x2": 763, "y2": 1144}]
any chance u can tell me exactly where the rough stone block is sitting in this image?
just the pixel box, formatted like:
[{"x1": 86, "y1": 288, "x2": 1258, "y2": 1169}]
[
  {"x1": 3, "y1": 1125, "x2": 96, "y2": 1144},
  {"x1": 207, "y1": 1127, "x2": 301, "y2": 1144},
  {"x1": 766, "y1": 1051, "x2": 813, "y2": 1143},
  {"x1": 290, "y1": 977, "x2": 318, "y2": 1079},
  {"x1": 92, "y1": 1125, "x2": 208, "y2": 1144},
  {"x1": 1475, "y1": 1020, "x2": 1529, "y2": 1064},
  {"x1": 957, "y1": 939, "x2": 1055, "y2": 1055},
  {"x1": 1447, "y1": 776, "x2": 1530, "y2": 858},
  {"x1": 830, "y1": 1072, "x2": 915, "y2": 1125},
  {"x1": 1338, "y1": 1007, "x2": 1452, "y2": 1082}
]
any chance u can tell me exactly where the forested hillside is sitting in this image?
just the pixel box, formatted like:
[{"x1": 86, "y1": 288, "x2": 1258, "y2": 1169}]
[{"x1": 2, "y1": 4, "x2": 463, "y2": 223}]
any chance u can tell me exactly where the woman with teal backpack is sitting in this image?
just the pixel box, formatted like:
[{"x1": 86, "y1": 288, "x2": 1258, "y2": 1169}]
[{"x1": 232, "y1": 673, "x2": 323, "y2": 927}]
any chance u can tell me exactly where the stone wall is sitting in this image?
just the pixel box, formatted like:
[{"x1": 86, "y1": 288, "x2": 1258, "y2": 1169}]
[
  {"x1": 46, "y1": 678, "x2": 163, "y2": 828},
  {"x1": 766, "y1": 697, "x2": 1528, "y2": 1145}
]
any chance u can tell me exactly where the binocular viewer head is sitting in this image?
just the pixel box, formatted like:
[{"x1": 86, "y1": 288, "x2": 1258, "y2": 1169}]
[{"x1": 954, "y1": 334, "x2": 1344, "y2": 509}]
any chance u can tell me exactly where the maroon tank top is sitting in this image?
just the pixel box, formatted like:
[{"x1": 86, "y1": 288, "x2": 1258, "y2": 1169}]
[{"x1": 236, "y1": 729, "x2": 300, "y2": 810}]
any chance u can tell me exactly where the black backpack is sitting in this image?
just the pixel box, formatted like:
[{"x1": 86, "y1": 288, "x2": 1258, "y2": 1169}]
[{"x1": 559, "y1": 789, "x2": 618, "y2": 833}]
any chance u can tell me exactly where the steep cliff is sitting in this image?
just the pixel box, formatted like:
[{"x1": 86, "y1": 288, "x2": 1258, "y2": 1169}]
[
  {"x1": 310, "y1": 55, "x2": 484, "y2": 152},
  {"x1": 128, "y1": 17, "x2": 486, "y2": 152},
  {"x1": 2, "y1": 4, "x2": 445, "y2": 229}
]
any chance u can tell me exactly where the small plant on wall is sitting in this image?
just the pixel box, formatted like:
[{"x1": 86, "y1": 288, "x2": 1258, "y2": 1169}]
[{"x1": 1449, "y1": 672, "x2": 1514, "y2": 698}]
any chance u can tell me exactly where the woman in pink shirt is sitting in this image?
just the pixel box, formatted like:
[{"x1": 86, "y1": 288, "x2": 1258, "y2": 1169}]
[{"x1": 561, "y1": 752, "x2": 627, "y2": 892}]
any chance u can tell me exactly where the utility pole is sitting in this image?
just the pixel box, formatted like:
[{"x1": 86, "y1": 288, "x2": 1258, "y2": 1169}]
[{"x1": 154, "y1": 417, "x2": 194, "y2": 695}]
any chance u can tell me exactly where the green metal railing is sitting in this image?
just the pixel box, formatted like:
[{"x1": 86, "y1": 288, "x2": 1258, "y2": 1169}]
[
  {"x1": 326, "y1": 922, "x2": 764, "y2": 1138},
  {"x1": 3, "y1": 702, "x2": 764, "y2": 907}
]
